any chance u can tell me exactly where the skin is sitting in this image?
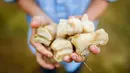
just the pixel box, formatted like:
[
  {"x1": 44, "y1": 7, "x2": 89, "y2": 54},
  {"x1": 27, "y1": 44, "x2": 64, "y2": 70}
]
[{"x1": 17, "y1": 0, "x2": 108, "y2": 69}]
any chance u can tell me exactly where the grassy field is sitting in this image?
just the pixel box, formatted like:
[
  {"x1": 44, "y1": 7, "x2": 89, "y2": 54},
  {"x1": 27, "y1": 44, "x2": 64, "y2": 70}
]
[{"x1": 0, "y1": 0, "x2": 129, "y2": 73}]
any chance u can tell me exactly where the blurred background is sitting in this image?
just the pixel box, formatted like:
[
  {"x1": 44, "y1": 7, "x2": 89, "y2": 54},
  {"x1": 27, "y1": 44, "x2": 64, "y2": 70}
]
[{"x1": 0, "y1": 0, "x2": 129, "y2": 73}]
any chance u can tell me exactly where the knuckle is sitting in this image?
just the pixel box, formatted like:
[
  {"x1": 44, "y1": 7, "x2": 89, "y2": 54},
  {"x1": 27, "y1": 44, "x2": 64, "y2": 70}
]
[
  {"x1": 29, "y1": 36, "x2": 34, "y2": 44},
  {"x1": 38, "y1": 47, "x2": 43, "y2": 52},
  {"x1": 36, "y1": 58, "x2": 39, "y2": 63},
  {"x1": 38, "y1": 48, "x2": 47, "y2": 55},
  {"x1": 75, "y1": 59, "x2": 82, "y2": 62},
  {"x1": 30, "y1": 38, "x2": 35, "y2": 47}
]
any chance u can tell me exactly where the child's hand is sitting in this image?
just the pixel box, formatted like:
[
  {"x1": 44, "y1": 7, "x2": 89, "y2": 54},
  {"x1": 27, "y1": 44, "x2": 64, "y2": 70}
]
[
  {"x1": 30, "y1": 16, "x2": 60, "y2": 69},
  {"x1": 63, "y1": 16, "x2": 100, "y2": 62}
]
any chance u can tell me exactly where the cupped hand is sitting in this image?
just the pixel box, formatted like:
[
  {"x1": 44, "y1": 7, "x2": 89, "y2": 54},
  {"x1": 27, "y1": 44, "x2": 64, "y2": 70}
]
[{"x1": 30, "y1": 16, "x2": 60, "y2": 69}]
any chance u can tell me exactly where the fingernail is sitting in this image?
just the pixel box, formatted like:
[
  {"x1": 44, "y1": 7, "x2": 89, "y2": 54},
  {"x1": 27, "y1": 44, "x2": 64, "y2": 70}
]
[
  {"x1": 72, "y1": 56, "x2": 77, "y2": 59},
  {"x1": 91, "y1": 47, "x2": 96, "y2": 51},
  {"x1": 95, "y1": 48, "x2": 100, "y2": 54},
  {"x1": 90, "y1": 46, "x2": 100, "y2": 54},
  {"x1": 90, "y1": 45, "x2": 96, "y2": 51}
]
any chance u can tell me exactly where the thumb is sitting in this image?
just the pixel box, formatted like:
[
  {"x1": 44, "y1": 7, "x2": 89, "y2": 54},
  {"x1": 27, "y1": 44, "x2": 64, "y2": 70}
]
[
  {"x1": 31, "y1": 16, "x2": 43, "y2": 28},
  {"x1": 31, "y1": 20, "x2": 40, "y2": 28},
  {"x1": 89, "y1": 45, "x2": 100, "y2": 55}
]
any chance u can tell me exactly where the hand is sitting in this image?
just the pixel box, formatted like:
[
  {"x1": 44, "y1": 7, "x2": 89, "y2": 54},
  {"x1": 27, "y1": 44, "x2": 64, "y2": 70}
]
[
  {"x1": 30, "y1": 16, "x2": 60, "y2": 69},
  {"x1": 71, "y1": 45, "x2": 100, "y2": 62},
  {"x1": 63, "y1": 16, "x2": 100, "y2": 62},
  {"x1": 36, "y1": 51, "x2": 60, "y2": 69}
]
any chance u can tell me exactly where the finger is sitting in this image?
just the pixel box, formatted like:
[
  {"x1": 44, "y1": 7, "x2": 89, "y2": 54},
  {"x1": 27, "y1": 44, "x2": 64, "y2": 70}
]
[
  {"x1": 55, "y1": 63, "x2": 60, "y2": 68},
  {"x1": 71, "y1": 53, "x2": 84, "y2": 62},
  {"x1": 31, "y1": 16, "x2": 41, "y2": 28},
  {"x1": 63, "y1": 55, "x2": 72, "y2": 63},
  {"x1": 31, "y1": 28, "x2": 36, "y2": 36},
  {"x1": 69, "y1": 15, "x2": 82, "y2": 19},
  {"x1": 89, "y1": 45, "x2": 100, "y2": 55},
  {"x1": 31, "y1": 20, "x2": 40, "y2": 28},
  {"x1": 30, "y1": 28, "x2": 53, "y2": 57},
  {"x1": 36, "y1": 52, "x2": 55, "y2": 69},
  {"x1": 32, "y1": 16, "x2": 52, "y2": 28},
  {"x1": 30, "y1": 39, "x2": 53, "y2": 57},
  {"x1": 30, "y1": 28, "x2": 36, "y2": 46},
  {"x1": 34, "y1": 43, "x2": 53, "y2": 57}
]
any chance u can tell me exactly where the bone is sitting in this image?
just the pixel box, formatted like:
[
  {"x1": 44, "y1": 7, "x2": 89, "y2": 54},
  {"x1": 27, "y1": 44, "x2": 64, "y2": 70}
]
[
  {"x1": 68, "y1": 29, "x2": 109, "y2": 56},
  {"x1": 34, "y1": 23, "x2": 57, "y2": 46},
  {"x1": 57, "y1": 18, "x2": 83, "y2": 38},
  {"x1": 51, "y1": 38, "x2": 73, "y2": 62}
]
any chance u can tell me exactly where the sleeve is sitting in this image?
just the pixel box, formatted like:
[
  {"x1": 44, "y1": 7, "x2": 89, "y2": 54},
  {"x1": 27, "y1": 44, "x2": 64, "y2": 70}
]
[
  {"x1": 4, "y1": 0, "x2": 16, "y2": 3},
  {"x1": 107, "y1": 0, "x2": 117, "y2": 2}
]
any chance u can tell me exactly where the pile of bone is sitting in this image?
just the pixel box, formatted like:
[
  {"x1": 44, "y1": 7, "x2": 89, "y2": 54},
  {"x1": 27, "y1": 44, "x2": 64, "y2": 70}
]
[{"x1": 34, "y1": 14, "x2": 109, "y2": 63}]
